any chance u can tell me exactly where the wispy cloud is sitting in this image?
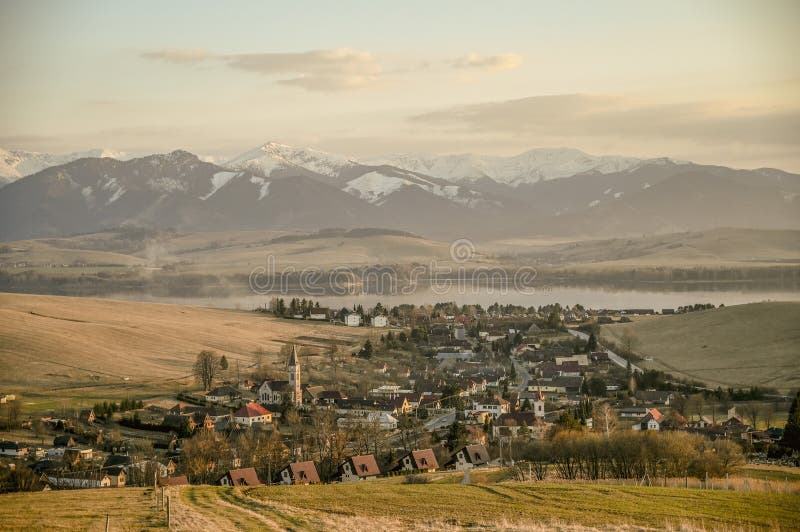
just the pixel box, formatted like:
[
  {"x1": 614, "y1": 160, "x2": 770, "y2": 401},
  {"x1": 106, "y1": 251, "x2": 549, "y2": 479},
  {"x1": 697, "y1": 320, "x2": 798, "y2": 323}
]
[
  {"x1": 224, "y1": 48, "x2": 382, "y2": 91},
  {"x1": 411, "y1": 93, "x2": 800, "y2": 147},
  {"x1": 140, "y1": 47, "x2": 383, "y2": 91},
  {"x1": 450, "y1": 53, "x2": 523, "y2": 71},
  {"x1": 140, "y1": 48, "x2": 210, "y2": 63}
]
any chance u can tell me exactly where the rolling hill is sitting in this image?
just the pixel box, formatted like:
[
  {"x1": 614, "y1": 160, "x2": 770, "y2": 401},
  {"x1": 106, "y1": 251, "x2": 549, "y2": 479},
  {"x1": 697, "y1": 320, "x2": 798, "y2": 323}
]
[{"x1": 600, "y1": 302, "x2": 800, "y2": 391}]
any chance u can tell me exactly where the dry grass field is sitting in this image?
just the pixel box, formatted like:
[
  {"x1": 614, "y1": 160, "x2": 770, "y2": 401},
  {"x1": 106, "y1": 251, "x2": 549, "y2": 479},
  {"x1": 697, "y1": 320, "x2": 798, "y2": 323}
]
[
  {"x1": 600, "y1": 302, "x2": 800, "y2": 391},
  {"x1": 0, "y1": 293, "x2": 373, "y2": 413},
  {"x1": 1, "y1": 479, "x2": 798, "y2": 531}
]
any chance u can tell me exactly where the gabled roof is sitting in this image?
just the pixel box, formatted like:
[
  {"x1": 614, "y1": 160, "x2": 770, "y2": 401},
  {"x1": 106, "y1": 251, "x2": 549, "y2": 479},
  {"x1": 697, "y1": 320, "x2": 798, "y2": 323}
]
[
  {"x1": 159, "y1": 475, "x2": 190, "y2": 486},
  {"x1": 462, "y1": 444, "x2": 490, "y2": 465},
  {"x1": 410, "y1": 449, "x2": 439, "y2": 470},
  {"x1": 234, "y1": 402, "x2": 270, "y2": 419},
  {"x1": 208, "y1": 385, "x2": 240, "y2": 397},
  {"x1": 288, "y1": 461, "x2": 320, "y2": 483},
  {"x1": 222, "y1": 467, "x2": 262, "y2": 486},
  {"x1": 262, "y1": 380, "x2": 290, "y2": 392},
  {"x1": 346, "y1": 454, "x2": 381, "y2": 477}
]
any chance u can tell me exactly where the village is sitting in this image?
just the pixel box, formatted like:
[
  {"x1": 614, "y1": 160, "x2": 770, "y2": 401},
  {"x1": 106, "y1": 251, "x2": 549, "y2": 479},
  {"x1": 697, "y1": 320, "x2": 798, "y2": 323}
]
[{"x1": 0, "y1": 298, "x2": 798, "y2": 493}]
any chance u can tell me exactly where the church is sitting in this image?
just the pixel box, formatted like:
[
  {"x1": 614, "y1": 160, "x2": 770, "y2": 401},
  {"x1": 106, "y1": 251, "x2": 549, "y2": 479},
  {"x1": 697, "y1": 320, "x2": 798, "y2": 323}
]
[{"x1": 258, "y1": 345, "x2": 302, "y2": 407}]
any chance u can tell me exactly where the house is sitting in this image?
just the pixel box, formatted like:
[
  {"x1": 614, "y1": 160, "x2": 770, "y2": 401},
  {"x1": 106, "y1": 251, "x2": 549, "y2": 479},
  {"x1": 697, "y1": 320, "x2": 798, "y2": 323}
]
[
  {"x1": 632, "y1": 408, "x2": 664, "y2": 431},
  {"x1": 635, "y1": 390, "x2": 673, "y2": 406},
  {"x1": 53, "y1": 435, "x2": 76, "y2": 448},
  {"x1": 302, "y1": 385, "x2": 325, "y2": 405},
  {"x1": 371, "y1": 315, "x2": 388, "y2": 327},
  {"x1": 206, "y1": 385, "x2": 242, "y2": 404},
  {"x1": 158, "y1": 475, "x2": 190, "y2": 487},
  {"x1": 218, "y1": 467, "x2": 262, "y2": 487},
  {"x1": 279, "y1": 461, "x2": 321, "y2": 485},
  {"x1": 447, "y1": 444, "x2": 491, "y2": 470},
  {"x1": 394, "y1": 449, "x2": 439, "y2": 473},
  {"x1": 318, "y1": 390, "x2": 347, "y2": 405},
  {"x1": 345, "y1": 313, "x2": 362, "y2": 327},
  {"x1": 0, "y1": 441, "x2": 27, "y2": 457},
  {"x1": 0, "y1": 393, "x2": 16, "y2": 404},
  {"x1": 46, "y1": 470, "x2": 126, "y2": 489},
  {"x1": 339, "y1": 454, "x2": 381, "y2": 482},
  {"x1": 468, "y1": 397, "x2": 510, "y2": 419},
  {"x1": 337, "y1": 411, "x2": 398, "y2": 430},
  {"x1": 309, "y1": 308, "x2": 330, "y2": 320},
  {"x1": 234, "y1": 403, "x2": 272, "y2": 426}
]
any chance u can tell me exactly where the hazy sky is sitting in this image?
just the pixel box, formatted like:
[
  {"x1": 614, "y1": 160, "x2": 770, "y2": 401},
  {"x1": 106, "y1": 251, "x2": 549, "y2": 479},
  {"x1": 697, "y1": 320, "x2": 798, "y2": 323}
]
[{"x1": 1, "y1": 0, "x2": 798, "y2": 170}]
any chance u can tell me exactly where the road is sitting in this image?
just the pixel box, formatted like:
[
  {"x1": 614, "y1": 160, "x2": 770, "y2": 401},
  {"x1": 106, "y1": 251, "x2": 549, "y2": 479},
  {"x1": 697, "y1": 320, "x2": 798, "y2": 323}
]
[
  {"x1": 567, "y1": 329, "x2": 642, "y2": 373},
  {"x1": 423, "y1": 410, "x2": 456, "y2": 431}
]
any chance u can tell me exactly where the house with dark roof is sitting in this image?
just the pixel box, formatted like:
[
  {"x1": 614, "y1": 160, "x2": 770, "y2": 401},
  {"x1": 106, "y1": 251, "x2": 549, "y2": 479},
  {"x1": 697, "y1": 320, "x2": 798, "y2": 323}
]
[
  {"x1": 279, "y1": 461, "x2": 321, "y2": 485},
  {"x1": 339, "y1": 454, "x2": 381, "y2": 482},
  {"x1": 218, "y1": 467, "x2": 262, "y2": 486},
  {"x1": 394, "y1": 449, "x2": 439, "y2": 473},
  {"x1": 447, "y1": 444, "x2": 491, "y2": 470},
  {"x1": 206, "y1": 385, "x2": 242, "y2": 404},
  {"x1": 0, "y1": 441, "x2": 27, "y2": 457}
]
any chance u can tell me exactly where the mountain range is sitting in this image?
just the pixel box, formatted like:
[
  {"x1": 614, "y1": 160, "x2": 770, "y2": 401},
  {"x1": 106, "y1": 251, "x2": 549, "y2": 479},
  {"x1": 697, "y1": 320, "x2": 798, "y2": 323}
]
[{"x1": 0, "y1": 142, "x2": 797, "y2": 241}]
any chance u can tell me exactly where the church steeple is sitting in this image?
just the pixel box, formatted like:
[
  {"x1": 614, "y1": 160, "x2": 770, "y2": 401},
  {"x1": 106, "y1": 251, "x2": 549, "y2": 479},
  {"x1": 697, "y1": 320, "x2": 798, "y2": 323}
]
[{"x1": 288, "y1": 344, "x2": 301, "y2": 407}]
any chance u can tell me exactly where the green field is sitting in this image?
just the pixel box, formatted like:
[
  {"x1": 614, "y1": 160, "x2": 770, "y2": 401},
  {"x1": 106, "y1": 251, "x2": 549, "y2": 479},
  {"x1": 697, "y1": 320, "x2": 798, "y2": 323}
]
[
  {"x1": 601, "y1": 302, "x2": 800, "y2": 391},
  {"x1": 2, "y1": 478, "x2": 798, "y2": 531}
]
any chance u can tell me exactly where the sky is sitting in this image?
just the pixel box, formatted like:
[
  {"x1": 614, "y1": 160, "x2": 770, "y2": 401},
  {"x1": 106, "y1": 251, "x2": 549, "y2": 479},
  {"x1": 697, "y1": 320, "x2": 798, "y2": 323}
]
[{"x1": 1, "y1": 0, "x2": 799, "y2": 170}]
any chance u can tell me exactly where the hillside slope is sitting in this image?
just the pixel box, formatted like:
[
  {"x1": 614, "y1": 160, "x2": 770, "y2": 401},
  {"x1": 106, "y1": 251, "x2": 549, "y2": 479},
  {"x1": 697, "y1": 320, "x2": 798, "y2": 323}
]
[
  {"x1": 0, "y1": 293, "x2": 370, "y2": 406},
  {"x1": 600, "y1": 302, "x2": 800, "y2": 391}
]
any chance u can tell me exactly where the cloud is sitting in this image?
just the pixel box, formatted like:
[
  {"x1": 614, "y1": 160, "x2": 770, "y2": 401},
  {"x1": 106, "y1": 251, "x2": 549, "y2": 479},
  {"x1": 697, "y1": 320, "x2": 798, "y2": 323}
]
[
  {"x1": 411, "y1": 93, "x2": 800, "y2": 147},
  {"x1": 140, "y1": 48, "x2": 210, "y2": 63},
  {"x1": 140, "y1": 47, "x2": 383, "y2": 91},
  {"x1": 223, "y1": 48, "x2": 382, "y2": 91},
  {"x1": 451, "y1": 53, "x2": 523, "y2": 71}
]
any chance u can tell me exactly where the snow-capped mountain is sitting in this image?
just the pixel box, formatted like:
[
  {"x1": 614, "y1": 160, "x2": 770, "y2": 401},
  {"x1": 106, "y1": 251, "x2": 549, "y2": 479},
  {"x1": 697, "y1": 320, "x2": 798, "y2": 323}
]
[
  {"x1": 1, "y1": 144, "x2": 796, "y2": 241},
  {"x1": 224, "y1": 142, "x2": 492, "y2": 208},
  {"x1": 366, "y1": 148, "x2": 645, "y2": 186},
  {"x1": 225, "y1": 142, "x2": 355, "y2": 178},
  {"x1": 0, "y1": 148, "x2": 133, "y2": 184}
]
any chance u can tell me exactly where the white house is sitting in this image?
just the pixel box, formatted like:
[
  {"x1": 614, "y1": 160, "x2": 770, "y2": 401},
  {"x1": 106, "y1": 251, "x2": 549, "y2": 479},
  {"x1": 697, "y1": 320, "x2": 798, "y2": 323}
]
[
  {"x1": 468, "y1": 398, "x2": 510, "y2": 419},
  {"x1": 0, "y1": 441, "x2": 27, "y2": 457},
  {"x1": 309, "y1": 308, "x2": 330, "y2": 320},
  {"x1": 370, "y1": 315, "x2": 388, "y2": 327},
  {"x1": 345, "y1": 313, "x2": 362, "y2": 327},
  {"x1": 453, "y1": 326, "x2": 466, "y2": 340},
  {"x1": 234, "y1": 403, "x2": 272, "y2": 426}
]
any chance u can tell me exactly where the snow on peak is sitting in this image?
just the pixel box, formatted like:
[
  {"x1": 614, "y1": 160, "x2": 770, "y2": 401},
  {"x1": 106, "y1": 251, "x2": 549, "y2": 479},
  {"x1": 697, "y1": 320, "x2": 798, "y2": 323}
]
[
  {"x1": 225, "y1": 141, "x2": 357, "y2": 177},
  {"x1": 0, "y1": 147, "x2": 133, "y2": 183},
  {"x1": 367, "y1": 148, "x2": 643, "y2": 186}
]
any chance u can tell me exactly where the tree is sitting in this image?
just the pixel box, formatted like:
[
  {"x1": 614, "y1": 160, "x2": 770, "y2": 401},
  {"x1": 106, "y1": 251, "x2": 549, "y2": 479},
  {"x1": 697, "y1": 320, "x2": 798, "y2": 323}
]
[
  {"x1": 585, "y1": 332, "x2": 598, "y2": 352},
  {"x1": 592, "y1": 402, "x2": 617, "y2": 435},
  {"x1": 780, "y1": 391, "x2": 800, "y2": 451},
  {"x1": 359, "y1": 340, "x2": 374, "y2": 359},
  {"x1": 446, "y1": 421, "x2": 468, "y2": 451},
  {"x1": 219, "y1": 355, "x2": 229, "y2": 371},
  {"x1": 5, "y1": 400, "x2": 21, "y2": 430},
  {"x1": 621, "y1": 328, "x2": 638, "y2": 356},
  {"x1": 194, "y1": 350, "x2": 220, "y2": 391}
]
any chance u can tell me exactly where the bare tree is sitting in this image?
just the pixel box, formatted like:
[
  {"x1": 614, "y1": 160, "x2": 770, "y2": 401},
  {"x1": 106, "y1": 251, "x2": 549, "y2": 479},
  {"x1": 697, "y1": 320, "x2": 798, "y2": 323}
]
[
  {"x1": 592, "y1": 402, "x2": 618, "y2": 435},
  {"x1": 743, "y1": 403, "x2": 760, "y2": 429},
  {"x1": 194, "y1": 350, "x2": 220, "y2": 391},
  {"x1": 763, "y1": 404, "x2": 775, "y2": 428},
  {"x1": 620, "y1": 328, "x2": 639, "y2": 356}
]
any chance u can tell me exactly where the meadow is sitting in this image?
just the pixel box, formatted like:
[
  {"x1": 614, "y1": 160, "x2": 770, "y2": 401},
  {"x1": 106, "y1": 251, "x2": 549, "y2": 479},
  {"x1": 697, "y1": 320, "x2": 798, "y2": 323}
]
[
  {"x1": 600, "y1": 301, "x2": 800, "y2": 391},
  {"x1": 1, "y1": 477, "x2": 798, "y2": 531}
]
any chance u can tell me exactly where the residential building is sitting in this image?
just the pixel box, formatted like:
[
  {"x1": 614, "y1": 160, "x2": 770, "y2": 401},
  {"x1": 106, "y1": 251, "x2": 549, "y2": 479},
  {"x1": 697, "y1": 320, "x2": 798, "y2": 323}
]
[{"x1": 339, "y1": 454, "x2": 381, "y2": 482}]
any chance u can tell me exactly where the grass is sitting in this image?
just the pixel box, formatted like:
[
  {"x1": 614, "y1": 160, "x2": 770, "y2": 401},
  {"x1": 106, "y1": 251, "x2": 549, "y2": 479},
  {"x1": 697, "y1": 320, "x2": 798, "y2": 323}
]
[
  {"x1": 2, "y1": 478, "x2": 798, "y2": 531},
  {"x1": 0, "y1": 293, "x2": 372, "y2": 415},
  {"x1": 600, "y1": 302, "x2": 800, "y2": 391}
]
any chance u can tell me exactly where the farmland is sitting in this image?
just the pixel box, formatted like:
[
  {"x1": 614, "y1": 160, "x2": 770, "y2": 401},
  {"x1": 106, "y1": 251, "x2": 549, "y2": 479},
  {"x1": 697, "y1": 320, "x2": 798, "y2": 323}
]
[
  {"x1": 0, "y1": 293, "x2": 374, "y2": 414},
  {"x1": 1, "y1": 478, "x2": 798, "y2": 531},
  {"x1": 600, "y1": 302, "x2": 800, "y2": 392}
]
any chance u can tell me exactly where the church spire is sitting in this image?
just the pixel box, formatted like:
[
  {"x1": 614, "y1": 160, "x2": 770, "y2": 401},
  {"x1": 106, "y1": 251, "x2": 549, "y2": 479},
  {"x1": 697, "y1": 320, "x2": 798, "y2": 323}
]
[{"x1": 288, "y1": 344, "x2": 298, "y2": 367}]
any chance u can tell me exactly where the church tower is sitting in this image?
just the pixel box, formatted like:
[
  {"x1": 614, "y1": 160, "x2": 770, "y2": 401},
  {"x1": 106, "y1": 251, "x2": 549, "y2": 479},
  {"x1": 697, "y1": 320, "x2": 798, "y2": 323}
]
[{"x1": 288, "y1": 345, "x2": 301, "y2": 406}]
